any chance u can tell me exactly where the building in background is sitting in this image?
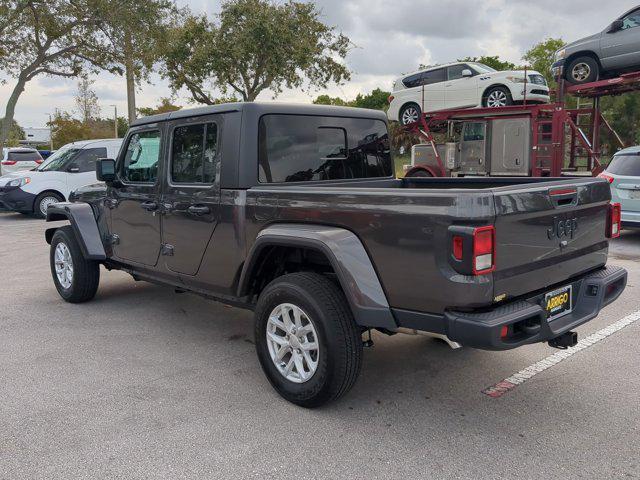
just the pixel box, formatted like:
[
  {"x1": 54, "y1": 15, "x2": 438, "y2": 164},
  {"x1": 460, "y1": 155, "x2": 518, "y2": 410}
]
[{"x1": 20, "y1": 127, "x2": 51, "y2": 148}]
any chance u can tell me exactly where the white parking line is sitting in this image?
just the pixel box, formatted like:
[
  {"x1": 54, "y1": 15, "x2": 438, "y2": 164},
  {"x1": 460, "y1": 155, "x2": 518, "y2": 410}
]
[{"x1": 483, "y1": 310, "x2": 640, "y2": 398}]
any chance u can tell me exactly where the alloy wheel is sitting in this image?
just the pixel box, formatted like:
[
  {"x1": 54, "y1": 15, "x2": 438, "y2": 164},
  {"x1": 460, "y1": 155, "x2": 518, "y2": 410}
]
[
  {"x1": 39, "y1": 196, "x2": 60, "y2": 216},
  {"x1": 487, "y1": 90, "x2": 508, "y2": 107},
  {"x1": 265, "y1": 303, "x2": 320, "y2": 383},
  {"x1": 401, "y1": 107, "x2": 420, "y2": 125},
  {"x1": 54, "y1": 242, "x2": 74, "y2": 289},
  {"x1": 571, "y1": 63, "x2": 591, "y2": 82}
]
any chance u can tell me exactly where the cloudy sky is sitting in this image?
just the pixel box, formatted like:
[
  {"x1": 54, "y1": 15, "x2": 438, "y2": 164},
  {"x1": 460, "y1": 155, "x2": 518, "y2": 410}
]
[{"x1": 1, "y1": 0, "x2": 635, "y2": 128}]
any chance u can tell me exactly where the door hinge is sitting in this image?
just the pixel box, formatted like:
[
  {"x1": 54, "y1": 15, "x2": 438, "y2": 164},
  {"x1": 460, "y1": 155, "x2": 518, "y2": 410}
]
[
  {"x1": 104, "y1": 233, "x2": 120, "y2": 245},
  {"x1": 161, "y1": 243, "x2": 174, "y2": 256}
]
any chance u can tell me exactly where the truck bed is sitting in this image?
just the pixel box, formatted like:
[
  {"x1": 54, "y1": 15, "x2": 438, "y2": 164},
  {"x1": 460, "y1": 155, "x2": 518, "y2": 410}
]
[{"x1": 246, "y1": 176, "x2": 611, "y2": 316}]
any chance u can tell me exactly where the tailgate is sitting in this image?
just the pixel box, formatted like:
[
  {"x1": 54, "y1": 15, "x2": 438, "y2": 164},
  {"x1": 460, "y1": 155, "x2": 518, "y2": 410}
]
[{"x1": 492, "y1": 179, "x2": 611, "y2": 300}]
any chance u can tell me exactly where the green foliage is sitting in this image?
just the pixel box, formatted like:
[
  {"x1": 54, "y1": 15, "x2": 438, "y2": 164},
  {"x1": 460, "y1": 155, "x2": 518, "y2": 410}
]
[
  {"x1": 313, "y1": 88, "x2": 390, "y2": 111},
  {"x1": 0, "y1": 0, "x2": 118, "y2": 148},
  {"x1": 523, "y1": 38, "x2": 565, "y2": 83},
  {"x1": 161, "y1": 0, "x2": 351, "y2": 103},
  {"x1": 313, "y1": 95, "x2": 349, "y2": 106},
  {"x1": 0, "y1": 117, "x2": 25, "y2": 146},
  {"x1": 601, "y1": 93, "x2": 640, "y2": 152},
  {"x1": 48, "y1": 111, "x2": 128, "y2": 148},
  {"x1": 459, "y1": 55, "x2": 516, "y2": 71},
  {"x1": 137, "y1": 98, "x2": 182, "y2": 117}
]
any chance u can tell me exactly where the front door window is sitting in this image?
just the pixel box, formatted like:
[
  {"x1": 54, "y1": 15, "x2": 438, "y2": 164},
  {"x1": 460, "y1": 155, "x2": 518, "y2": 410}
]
[{"x1": 122, "y1": 131, "x2": 161, "y2": 183}]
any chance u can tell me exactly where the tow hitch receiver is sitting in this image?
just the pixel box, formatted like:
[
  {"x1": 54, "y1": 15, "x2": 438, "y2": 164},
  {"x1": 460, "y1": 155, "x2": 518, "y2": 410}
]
[{"x1": 548, "y1": 331, "x2": 578, "y2": 349}]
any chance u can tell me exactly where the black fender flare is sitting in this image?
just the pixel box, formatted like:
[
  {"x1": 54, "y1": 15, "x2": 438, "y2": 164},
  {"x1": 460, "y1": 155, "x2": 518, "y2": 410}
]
[
  {"x1": 238, "y1": 224, "x2": 397, "y2": 330},
  {"x1": 45, "y1": 202, "x2": 106, "y2": 260}
]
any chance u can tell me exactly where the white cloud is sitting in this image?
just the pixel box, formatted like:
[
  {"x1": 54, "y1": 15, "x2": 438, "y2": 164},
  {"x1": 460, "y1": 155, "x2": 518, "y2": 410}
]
[{"x1": 1, "y1": 0, "x2": 635, "y2": 127}]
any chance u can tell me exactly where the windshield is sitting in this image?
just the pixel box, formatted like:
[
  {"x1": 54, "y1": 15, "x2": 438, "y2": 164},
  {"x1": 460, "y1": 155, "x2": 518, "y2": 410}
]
[
  {"x1": 36, "y1": 148, "x2": 78, "y2": 171},
  {"x1": 470, "y1": 63, "x2": 497, "y2": 73}
]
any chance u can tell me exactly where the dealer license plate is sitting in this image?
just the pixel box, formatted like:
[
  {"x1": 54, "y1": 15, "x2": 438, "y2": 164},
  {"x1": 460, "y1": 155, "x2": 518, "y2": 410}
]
[{"x1": 544, "y1": 285, "x2": 573, "y2": 320}]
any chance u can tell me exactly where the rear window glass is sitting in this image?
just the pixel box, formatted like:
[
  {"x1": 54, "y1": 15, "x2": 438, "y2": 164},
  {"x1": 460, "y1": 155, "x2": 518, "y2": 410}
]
[
  {"x1": 7, "y1": 151, "x2": 42, "y2": 161},
  {"x1": 258, "y1": 115, "x2": 392, "y2": 183},
  {"x1": 607, "y1": 154, "x2": 640, "y2": 176}
]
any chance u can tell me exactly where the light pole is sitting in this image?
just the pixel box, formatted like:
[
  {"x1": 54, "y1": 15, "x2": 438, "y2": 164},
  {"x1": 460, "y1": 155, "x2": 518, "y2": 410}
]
[
  {"x1": 109, "y1": 105, "x2": 118, "y2": 138},
  {"x1": 47, "y1": 113, "x2": 53, "y2": 150}
]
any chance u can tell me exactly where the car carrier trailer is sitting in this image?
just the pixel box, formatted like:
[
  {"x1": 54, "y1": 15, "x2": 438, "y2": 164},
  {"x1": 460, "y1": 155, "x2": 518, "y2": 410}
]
[{"x1": 402, "y1": 72, "x2": 640, "y2": 178}]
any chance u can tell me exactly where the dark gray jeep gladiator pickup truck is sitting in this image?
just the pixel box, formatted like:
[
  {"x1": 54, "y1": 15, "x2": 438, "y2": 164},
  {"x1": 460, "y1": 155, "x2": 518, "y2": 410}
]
[{"x1": 45, "y1": 102, "x2": 627, "y2": 407}]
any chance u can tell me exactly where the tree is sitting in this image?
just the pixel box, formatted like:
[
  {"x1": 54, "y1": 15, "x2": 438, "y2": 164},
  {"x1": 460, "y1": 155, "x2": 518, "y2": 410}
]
[
  {"x1": 74, "y1": 76, "x2": 100, "y2": 123},
  {"x1": 0, "y1": 0, "x2": 114, "y2": 150},
  {"x1": 137, "y1": 97, "x2": 182, "y2": 117},
  {"x1": 162, "y1": 0, "x2": 351, "y2": 103},
  {"x1": 98, "y1": 0, "x2": 176, "y2": 122},
  {"x1": 313, "y1": 88, "x2": 390, "y2": 111},
  {"x1": 313, "y1": 95, "x2": 349, "y2": 106},
  {"x1": 459, "y1": 55, "x2": 516, "y2": 71},
  {"x1": 523, "y1": 38, "x2": 565, "y2": 84},
  {"x1": 48, "y1": 111, "x2": 129, "y2": 148},
  {"x1": 352, "y1": 88, "x2": 390, "y2": 111},
  {"x1": 0, "y1": 118, "x2": 25, "y2": 147}
]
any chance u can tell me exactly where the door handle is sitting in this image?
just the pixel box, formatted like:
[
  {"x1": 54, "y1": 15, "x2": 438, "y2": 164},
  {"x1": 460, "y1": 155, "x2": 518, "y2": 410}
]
[
  {"x1": 141, "y1": 201, "x2": 158, "y2": 211},
  {"x1": 188, "y1": 205, "x2": 210, "y2": 215}
]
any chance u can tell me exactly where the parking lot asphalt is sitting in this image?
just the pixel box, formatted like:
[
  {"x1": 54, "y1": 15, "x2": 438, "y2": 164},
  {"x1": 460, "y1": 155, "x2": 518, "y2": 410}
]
[{"x1": 1, "y1": 211, "x2": 639, "y2": 479}]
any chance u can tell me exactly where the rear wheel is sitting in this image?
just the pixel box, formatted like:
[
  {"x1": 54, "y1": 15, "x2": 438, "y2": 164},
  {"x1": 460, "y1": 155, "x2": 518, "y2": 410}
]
[
  {"x1": 254, "y1": 272, "x2": 363, "y2": 407},
  {"x1": 50, "y1": 226, "x2": 100, "y2": 303},
  {"x1": 399, "y1": 103, "x2": 421, "y2": 125},
  {"x1": 483, "y1": 86, "x2": 513, "y2": 108},
  {"x1": 566, "y1": 56, "x2": 599, "y2": 84},
  {"x1": 34, "y1": 191, "x2": 63, "y2": 219},
  {"x1": 406, "y1": 168, "x2": 433, "y2": 178}
]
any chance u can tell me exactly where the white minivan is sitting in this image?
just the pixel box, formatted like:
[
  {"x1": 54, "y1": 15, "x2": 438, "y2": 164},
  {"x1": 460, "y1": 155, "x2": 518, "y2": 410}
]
[
  {"x1": 0, "y1": 139, "x2": 122, "y2": 218},
  {"x1": 388, "y1": 62, "x2": 551, "y2": 125}
]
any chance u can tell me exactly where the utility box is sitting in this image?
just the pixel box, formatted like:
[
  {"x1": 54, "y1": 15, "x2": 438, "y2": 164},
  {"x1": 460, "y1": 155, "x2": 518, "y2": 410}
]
[{"x1": 489, "y1": 118, "x2": 531, "y2": 176}]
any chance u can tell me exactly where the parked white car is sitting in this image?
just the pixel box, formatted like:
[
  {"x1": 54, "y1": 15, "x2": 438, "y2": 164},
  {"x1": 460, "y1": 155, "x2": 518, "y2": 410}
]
[
  {"x1": 388, "y1": 62, "x2": 551, "y2": 125},
  {"x1": 1, "y1": 147, "x2": 43, "y2": 175},
  {"x1": 0, "y1": 138, "x2": 122, "y2": 218},
  {"x1": 600, "y1": 146, "x2": 640, "y2": 228}
]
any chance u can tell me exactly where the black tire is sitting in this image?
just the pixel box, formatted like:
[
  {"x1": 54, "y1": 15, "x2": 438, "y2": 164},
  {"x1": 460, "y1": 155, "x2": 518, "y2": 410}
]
[
  {"x1": 254, "y1": 272, "x2": 363, "y2": 408},
  {"x1": 34, "y1": 191, "x2": 63, "y2": 219},
  {"x1": 406, "y1": 169, "x2": 433, "y2": 178},
  {"x1": 50, "y1": 226, "x2": 100, "y2": 303},
  {"x1": 483, "y1": 86, "x2": 513, "y2": 107},
  {"x1": 399, "y1": 103, "x2": 422, "y2": 125},
  {"x1": 566, "y1": 56, "x2": 599, "y2": 84}
]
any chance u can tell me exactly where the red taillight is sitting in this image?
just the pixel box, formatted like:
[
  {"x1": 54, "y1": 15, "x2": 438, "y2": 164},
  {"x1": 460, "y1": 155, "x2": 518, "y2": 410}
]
[
  {"x1": 388, "y1": 95, "x2": 394, "y2": 104},
  {"x1": 452, "y1": 235, "x2": 463, "y2": 260},
  {"x1": 500, "y1": 325, "x2": 509, "y2": 339},
  {"x1": 35, "y1": 159, "x2": 43, "y2": 164},
  {"x1": 598, "y1": 173, "x2": 614, "y2": 184},
  {"x1": 1, "y1": 160, "x2": 17, "y2": 165},
  {"x1": 607, "y1": 203, "x2": 621, "y2": 238},
  {"x1": 472, "y1": 226, "x2": 495, "y2": 275}
]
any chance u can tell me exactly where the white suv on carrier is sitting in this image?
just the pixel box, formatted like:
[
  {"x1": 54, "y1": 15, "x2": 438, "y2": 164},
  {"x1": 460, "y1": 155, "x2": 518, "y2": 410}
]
[{"x1": 388, "y1": 62, "x2": 550, "y2": 125}]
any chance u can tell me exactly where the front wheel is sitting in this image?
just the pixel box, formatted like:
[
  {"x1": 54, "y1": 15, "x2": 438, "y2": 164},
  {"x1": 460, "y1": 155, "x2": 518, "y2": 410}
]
[
  {"x1": 566, "y1": 56, "x2": 599, "y2": 84},
  {"x1": 254, "y1": 272, "x2": 363, "y2": 407},
  {"x1": 34, "y1": 191, "x2": 63, "y2": 219},
  {"x1": 483, "y1": 87, "x2": 513, "y2": 108},
  {"x1": 50, "y1": 226, "x2": 100, "y2": 303}
]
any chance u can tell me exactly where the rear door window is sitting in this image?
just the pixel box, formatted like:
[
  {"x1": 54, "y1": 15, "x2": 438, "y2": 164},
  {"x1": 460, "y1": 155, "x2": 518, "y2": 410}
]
[
  {"x1": 171, "y1": 122, "x2": 218, "y2": 184},
  {"x1": 7, "y1": 151, "x2": 42, "y2": 162},
  {"x1": 258, "y1": 115, "x2": 392, "y2": 183},
  {"x1": 607, "y1": 154, "x2": 640, "y2": 176},
  {"x1": 422, "y1": 68, "x2": 446, "y2": 85}
]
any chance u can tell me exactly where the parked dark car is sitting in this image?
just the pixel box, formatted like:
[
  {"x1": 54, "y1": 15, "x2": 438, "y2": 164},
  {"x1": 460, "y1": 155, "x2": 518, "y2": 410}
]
[
  {"x1": 44, "y1": 103, "x2": 627, "y2": 407},
  {"x1": 553, "y1": 5, "x2": 640, "y2": 84}
]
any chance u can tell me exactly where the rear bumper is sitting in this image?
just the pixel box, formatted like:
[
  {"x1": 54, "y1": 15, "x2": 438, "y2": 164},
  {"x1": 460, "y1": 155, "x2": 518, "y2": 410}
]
[
  {"x1": 622, "y1": 210, "x2": 640, "y2": 228},
  {"x1": 0, "y1": 186, "x2": 35, "y2": 213},
  {"x1": 446, "y1": 265, "x2": 626, "y2": 350}
]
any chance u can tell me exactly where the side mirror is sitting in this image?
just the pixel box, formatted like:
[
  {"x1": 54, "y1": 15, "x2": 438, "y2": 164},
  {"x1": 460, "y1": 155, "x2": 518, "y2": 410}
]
[
  {"x1": 96, "y1": 158, "x2": 116, "y2": 183},
  {"x1": 608, "y1": 19, "x2": 623, "y2": 33},
  {"x1": 67, "y1": 164, "x2": 80, "y2": 173},
  {"x1": 462, "y1": 69, "x2": 473, "y2": 77}
]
